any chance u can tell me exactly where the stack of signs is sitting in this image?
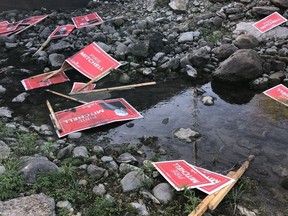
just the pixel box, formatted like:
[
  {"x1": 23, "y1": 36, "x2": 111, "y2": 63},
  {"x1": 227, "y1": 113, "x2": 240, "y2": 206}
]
[
  {"x1": 153, "y1": 160, "x2": 234, "y2": 194},
  {"x1": 0, "y1": 15, "x2": 48, "y2": 36},
  {"x1": 263, "y1": 84, "x2": 288, "y2": 107},
  {"x1": 72, "y1": 12, "x2": 103, "y2": 28},
  {"x1": 52, "y1": 98, "x2": 143, "y2": 137},
  {"x1": 253, "y1": 12, "x2": 287, "y2": 33},
  {"x1": 21, "y1": 42, "x2": 121, "y2": 90}
]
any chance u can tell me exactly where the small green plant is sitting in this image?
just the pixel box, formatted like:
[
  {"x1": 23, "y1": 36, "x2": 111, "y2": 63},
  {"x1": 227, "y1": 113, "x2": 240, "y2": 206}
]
[
  {"x1": 183, "y1": 188, "x2": 201, "y2": 214},
  {"x1": 227, "y1": 184, "x2": 245, "y2": 215},
  {"x1": 0, "y1": 122, "x2": 12, "y2": 139},
  {"x1": 14, "y1": 131, "x2": 38, "y2": 156},
  {"x1": 40, "y1": 140, "x2": 58, "y2": 157},
  {"x1": 0, "y1": 158, "x2": 25, "y2": 200}
]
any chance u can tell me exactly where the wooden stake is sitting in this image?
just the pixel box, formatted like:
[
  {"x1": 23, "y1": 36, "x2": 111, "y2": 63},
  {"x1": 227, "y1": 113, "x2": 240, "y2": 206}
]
[
  {"x1": 46, "y1": 100, "x2": 62, "y2": 132},
  {"x1": 208, "y1": 155, "x2": 255, "y2": 210},
  {"x1": 75, "y1": 67, "x2": 112, "y2": 93},
  {"x1": 33, "y1": 37, "x2": 51, "y2": 57},
  {"x1": 45, "y1": 89, "x2": 86, "y2": 104},
  {"x1": 188, "y1": 171, "x2": 236, "y2": 216},
  {"x1": 42, "y1": 63, "x2": 71, "y2": 81},
  {"x1": 71, "y1": 81, "x2": 157, "y2": 95}
]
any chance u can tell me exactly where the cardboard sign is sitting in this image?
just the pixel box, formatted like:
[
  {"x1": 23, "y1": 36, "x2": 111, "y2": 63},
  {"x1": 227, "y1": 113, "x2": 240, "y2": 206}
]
[
  {"x1": 65, "y1": 42, "x2": 121, "y2": 80},
  {"x1": 263, "y1": 84, "x2": 288, "y2": 106},
  {"x1": 53, "y1": 98, "x2": 143, "y2": 137},
  {"x1": 20, "y1": 15, "x2": 48, "y2": 26},
  {"x1": 70, "y1": 82, "x2": 96, "y2": 93},
  {"x1": 49, "y1": 25, "x2": 75, "y2": 39},
  {"x1": 192, "y1": 166, "x2": 235, "y2": 195},
  {"x1": 253, "y1": 12, "x2": 287, "y2": 33},
  {"x1": 0, "y1": 21, "x2": 22, "y2": 34},
  {"x1": 152, "y1": 160, "x2": 213, "y2": 191},
  {"x1": 72, "y1": 12, "x2": 103, "y2": 28},
  {"x1": 21, "y1": 71, "x2": 70, "y2": 91}
]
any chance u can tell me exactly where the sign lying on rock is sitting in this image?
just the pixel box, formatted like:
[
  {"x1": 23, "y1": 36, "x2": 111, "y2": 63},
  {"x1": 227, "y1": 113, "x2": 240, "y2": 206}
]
[
  {"x1": 49, "y1": 24, "x2": 75, "y2": 39},
  {"x1": 263, "y1": 84, "x2": 288, "y2": 106},
  {"x1": 24, "y1": 42, "x2": 121, "y2": 90},
  {"x1": 21, "y1": 71, "x2": 70, "y2": 91},
  {"x1": 253, "y1": 12, "x2": 287, "y2": 33},
  {"x1": 72, "y1": 12, "x2": 103, "y2": 28},
  {"x1": 51, "y1": 98, "x2": 143, "y2": 137},
  {"x1": 153, "y1": 160, "x2": 235, "y2": 193}
]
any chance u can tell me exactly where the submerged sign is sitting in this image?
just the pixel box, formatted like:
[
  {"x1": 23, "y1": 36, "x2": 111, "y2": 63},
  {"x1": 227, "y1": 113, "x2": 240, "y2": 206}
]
[
  {"x1": 263, "y1": 84, "x2": 288, "y2": 106},
  {"x1": 152, "y1": 160, "x2": 213, "y2": 191},
  {"x1": 53, "y1": 98, "x2": 143, "y2": 137},
  {"x1": 253, "y1": 12, "x2": 287, "y2": 33}
]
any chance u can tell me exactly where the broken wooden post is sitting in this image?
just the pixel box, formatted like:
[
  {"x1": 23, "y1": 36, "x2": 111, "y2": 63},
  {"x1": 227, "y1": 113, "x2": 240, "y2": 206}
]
[{"x1": 46, "y1": 100, "x2": 62, "y2": 132}]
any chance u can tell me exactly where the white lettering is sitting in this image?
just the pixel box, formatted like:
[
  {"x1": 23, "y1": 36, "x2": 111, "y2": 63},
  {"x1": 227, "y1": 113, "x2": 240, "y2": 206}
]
[{"x1": 80, "y1": 52, "x2": 104, "y2": 71}]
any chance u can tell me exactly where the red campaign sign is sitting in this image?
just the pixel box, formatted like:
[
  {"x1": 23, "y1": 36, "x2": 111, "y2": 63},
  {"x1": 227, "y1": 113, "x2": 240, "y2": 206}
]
[
  {"x1": 253, "y1": 12, "x2": 287, "y2": 33},
  {"x1": 19, "y1": 15, "x2": 48, "y2": 26},
  {"x1": 53, "y1": 98, "x2": 143, "y2": 137},
  {"x1": 49, "y1": 25, "x2": 75, "y2": 39},
  {"x1": 21, "y1": 71, "x2": 70, "y2": 91},
  {"x1": 65, "y1": 42, "x2": 121, "y2": 80},
  {"x1": 70, "y1": 82, "x2": 96, "y2": 93},
  {"x1": 72, "y1": 12, "x2": 103, "y2": 28},
  {"x1": 192, "y1": 166, "x2": 234, "y2": 195},
  {"x1": 152, "y1": 160, "x2": 213, "y2": 191},
  {"x1": 0, "y1": 21, "x2": 22, "y2": 34},
  {"x1": 263, "y1": 84, "x2": 288, "y2": 106}
]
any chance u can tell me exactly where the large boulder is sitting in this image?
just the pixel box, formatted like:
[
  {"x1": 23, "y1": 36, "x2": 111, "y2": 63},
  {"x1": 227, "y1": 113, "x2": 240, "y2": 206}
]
[{"x1": 213, "y1": 49, "x2": 263, "y2": 83}]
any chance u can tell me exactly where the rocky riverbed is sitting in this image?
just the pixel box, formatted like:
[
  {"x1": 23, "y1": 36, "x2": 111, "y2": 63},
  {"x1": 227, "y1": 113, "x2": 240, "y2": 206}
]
[{"x1": 0, "y1": 0, "x2": 288, "y2": 215}]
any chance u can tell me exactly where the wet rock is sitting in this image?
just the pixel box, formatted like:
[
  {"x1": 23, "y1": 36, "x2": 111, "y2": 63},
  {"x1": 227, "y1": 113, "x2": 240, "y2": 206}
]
[
  {"x1": 189, "y1": 46, "x2": 211, "y2": 67},
  {"x1": 19, "y1": 156, "x2": 59, "y2": 184},
  {"x1": 281, "y1": 177, "x2": 288, "y2": 190},
  {"x1": 119, "y1": 73, "x2": 131, "y2": 84},
  {"x1": 0, "y1": 107, "x2": 13, "y2": 118},
  {"x1": 128, "y1": 41, "x2": 150, "y2": 57},
  {"x1": 186, "y1": 65, "x2": 198, "y2": 80},
  {"x1": 271, "y1": 0, "x2": 288, "y2": 8},
  {"x1": 158, "y1": 58, "x2": 180, "y2": 71},
  {"x1": 120, "y1": 171, "x2": 149, "y2": 192},
  {"x1": 87, "y1": 164, "x2": 106, "y2": 180},
  {"x1": 12, "y1": 92, "x2": 29, "y2": 103},
  {"x1": 212, "y1": 44, "x2": 238, "y2": 60},
  {"x1": 93, "y1": 183, "x2": 106, "y2": 195},
  {"x1": 174, "y1": 128, "x2": 200, "y2": 142},
  {"x1": 169, "y1": 0, "x2": 189, "y2": 12},
  {"x1": 249, "y1": 77, "x2": 269, "y2": 90},
  {"x1": 47, "y1": 41, "x2": 71, "y2": 53},
  {"x1": 234, "y1": 34, "x2": 259, "y2": 49},
  {"x1": 213, "y1": 49, "x2": 263, "y2": 83},
  {"x1": 0, "y1": 193, "x2": 55, "y2": 216},
  {"x1": 48, "y1": 53, "x2": 65, "y2": 67},
  {"x1": 152, "y1": 183, "x2": 175, "y2": 204},
  {"x1": 201, "y1": 96, "x2": 216, "y2": 105},
  {"x1": 0, "y1": 85, "x2": 6, "y2": 94},
  {"x1": 130, "y1": 202, "x2": 149, "y2": 216},
  {"x1": 117, "y1": 152, "x2": 138, "y2": 164},
  {"x1": 252, "y1": 6, "x2": 279, "y2": 16},
  {"x1": 0, "y1": 141, "x2": 11, "y2": 160},
  {"x1": 73, "y1": 146, "x2": 89, "y2": 158},
  {"x1": 268, "y1": 71, "x2": 285, "y2": 86}
]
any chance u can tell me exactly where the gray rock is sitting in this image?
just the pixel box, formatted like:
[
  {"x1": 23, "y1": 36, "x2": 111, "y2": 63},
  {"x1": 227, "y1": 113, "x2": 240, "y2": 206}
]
[
  {"x1": 213, "y1": 49, "x2": 263, "y2": 83},
  {"x1": 0, "y1": 85, "x2": 7, "y2": 94},
  {"x1": 186, "y1": 65, "x2": 198, "y2": 80},
  {"x1": 73, "y1": 146, "x2": 89, "y2": 158},
  {"x1": 96, "y1": 42, "x2": 111, "y2": 53},
  {"x1": 0, "y1": 141, "x2": 11, "y2": 160},
  {"x1": 237, "y1": 205, "x2": 257, "y2": 216},
  {"x1": 159, "y1": 58, "x2": 180, "y2": 71},
  {"x1": 57, "y1": 144, "x2": 75, "y2": 159},
  {"x1": 0, "y1": 193, "x2": 55, "y2": 216},
  {"x1": 87, "y1": 164, "x2": 106, "y2": 180},
  {"x1": 119, "y1": 73, "x2": 131, "y2": 84},
  {"x1": 106, "y1": 161, "x2": 119, "y2": 172},
  {"x1": 0, "y1": 107, "x2": 13, "y2": 118},
  {"x1": 152, "y1": 183, "x2": 175, "y2": 204},
  {"x1": 169, "y1": 0, "x2": 189, "y2": 12},
  {"x1": 130, "y1": 202, "x2": 149, "y2": 216},
  {"x1": 189, "y1": 46, "x2": 211, "y2": 67},
  {"x1": 40, "y1": 27, "x2": 52, "y2": 39},
  {"x1": 12, "y1": 92, "x2": 29, "y2": 103},
  {"x1": 249, "y1": 77, "x2": 269, "y2": 90},
  {"x1": 252, "y1": 6, "x2": 279, "y2": 16},
  {"x1": 56, "y1": 200, "x2": 72, "y2": 211},
  {"x1": 234, "y1": 34, "x2": 259, "y2": 49},
  {"x1": 152, "y1": 52, "x2": 165, "y2": 62},
  {"x1": 178, "y1": 32, "x2": 194, "y2": 43},
  {"x1": 101, "y1": 156, "x2": 113, "y2": 163},
  {"x1": 47, "y1": 41, "x2": 71, "y2": 53},
  {"x1": 92, "y1": 32, "x2": 106, "y2": 42},
  {"x1": 117, "y1": 152, "x2": 137, "y2": 163},
  {"x1": 119, "y1": 163, "x2": 141, "y2": 174},
  {"x1": 140, "y1": 190, "x2": 160, "y2": 204},
  {"x1": 128, "y1": 41, "x2": 150, "y2": 58},
  {"x1": 0, "y1": 165, "x2": 6, "y2": 174},
  {"x1": 268, "y1": 71, "x2": 285, "y2": 86},
  {"x1": 174, "y1": 128, "x2": 200, "y2": 142},
  {"x1": 93, "y1": 145, "x2": 104, "y2": 155},
  {"x1": 68, "y1": 132, "x2": 82, "y2": 139},
  {"x1": 19, "y1": 156, "x2": 59, "y2": 184},
  {"x1": 115, "y1": 43, "x2": 128, "y2": 59},
  {"x1": 120, "y1": 171, "x2": 149, "y2": 192},
  {"x1": 93, "y1": 184, "x2": 106, "y2": 195},
  {"x1": 271, "y1": 0, "x2": 288, "y2": 8},
  {"x1": 212, "y1": 44, "x2": 238, "y2": 59},
  {"x1": 48, "y1": 53, "x2": 65, "y2": 68}
]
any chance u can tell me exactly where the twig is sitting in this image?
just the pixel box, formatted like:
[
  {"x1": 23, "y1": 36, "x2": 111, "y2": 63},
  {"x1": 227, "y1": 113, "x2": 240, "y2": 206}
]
[
  {"x1": 45, "y1": 89, "x2": 86, "y2": 104},
  {"x1": 33, "y1": 37, "x2": 51, "y2": 57}
]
